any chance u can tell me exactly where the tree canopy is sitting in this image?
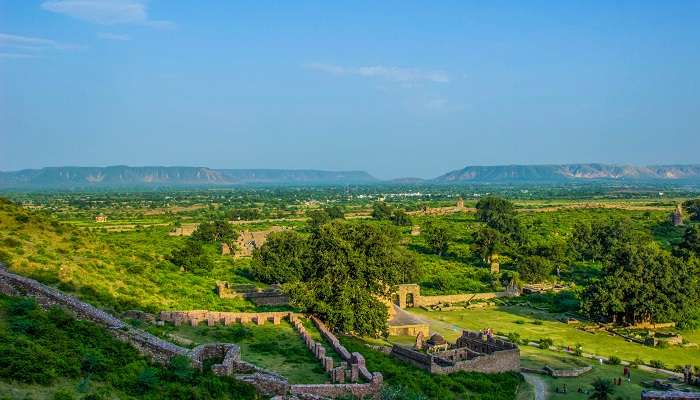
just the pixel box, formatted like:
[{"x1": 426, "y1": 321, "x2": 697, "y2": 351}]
[
  {"x1": 423, "y1": 222, "x2": 450, "y2": 256},
  {"x1": 581, "y1": 240, "x2": 699, "y2": 324},
  {"x1": 252, "y1": 220, "x2": 421, "y2": 336},
  {"x1": 475, "y1": 196, "x2": 522, "y2": 241},
  {"x1": 683, "y1": 199, "x2": 700, "y2": 222}
]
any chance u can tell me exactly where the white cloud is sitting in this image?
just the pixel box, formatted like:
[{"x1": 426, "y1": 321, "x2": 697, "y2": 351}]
[
  {"x1": 306, "y1": 63, "x2": 449, "y2": 84},
  {"x1": 41, "y1": 0, "x2": 174, "y2": 28},
  {"x1": 98, "y1": 32, "x2": 131, "y2": 41},
  {"x1": 0, "y1": 33, "x2": 79, "y2": 60}
]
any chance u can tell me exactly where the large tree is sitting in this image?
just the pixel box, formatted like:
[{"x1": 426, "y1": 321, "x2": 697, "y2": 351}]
[
  {"x1": 581, "y1": 241, "x2": 699, "y2": 325},
  {"x1": 678, "y1": 225, "x2": 700, "y2": 256},
  {"x1": 423, "y1": 222, "x2": 450, "y2": 256},
  {"x1": 569, "y1": 218, "x2": 637, "y2": 262},
  {"x1": 252, "y1": 221, "x2": 420, "y2": 336},
  {"x1": 683, "y1": 199, "x2": 700, "y2": 222},
  {"x1": 191, "y1": 220, "x2": 237, "y2": 245},
  {"x1": 475, "y1": 196, "x2": 522, "y2": 241},
  {"x1": 472, "y1": 226, "x2": 504, "y2": 267}
]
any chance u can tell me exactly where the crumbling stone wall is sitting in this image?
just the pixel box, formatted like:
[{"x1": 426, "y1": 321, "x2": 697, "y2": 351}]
[
  {"x1": 159, "y1": 310, "x2": 292, "y2": 327},
  {"x1": 390, "y1": 284, "x2": 518, "y2": 309}
]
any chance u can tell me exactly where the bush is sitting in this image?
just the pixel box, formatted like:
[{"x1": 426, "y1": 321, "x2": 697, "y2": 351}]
[
  {"x1": 538, "y1": 338, "x2": 554, "y2": 350},
  {"x1": 607, "y1": 355, "x2": 621, "y2": 365},
  {"x1": 649, "y1": 360, "x2": 666, "y2": 369},
  {"x1": 574, "y1": 344, "x2": 583, "y2": 356},
  {"x1": 53, "y1": 390, "x2": 76, "y2": 400}
]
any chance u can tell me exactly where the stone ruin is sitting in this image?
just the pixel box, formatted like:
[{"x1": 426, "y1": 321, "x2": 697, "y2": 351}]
[
  {"x1": 233, "y1": 227, "x2": 287, "y2": 257},
  {"x1": 390, "y1": 330, "x2": 520, "y2": 374},
  {"x1": 671, "y1": 203, "x2": 684, "y2": 226},
  {"x1": 216, "y1": 281, "x2": 289, "y2": 306},
  {"x1": 0, "y1": 265, "x2": 381, "y2": 399}
]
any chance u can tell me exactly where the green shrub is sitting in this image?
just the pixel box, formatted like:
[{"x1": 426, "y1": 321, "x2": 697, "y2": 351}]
[
  {"x1": 607, "y1": 355, "x2": 621, "y2": 365},
  {"x1": 649, "y1": 359, "x2": 666, "y2": 369},
  {"x1": 53, "y1": 389, "x2": 76, "y2": 400},
  {"x1": 538, "y1": 338, "x2": 554, "y2": 349}
]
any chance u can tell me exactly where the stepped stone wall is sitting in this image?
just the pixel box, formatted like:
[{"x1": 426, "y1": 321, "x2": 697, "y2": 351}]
[{"x1": 159, "y1": 310, "x2": 291, "y2": 327}]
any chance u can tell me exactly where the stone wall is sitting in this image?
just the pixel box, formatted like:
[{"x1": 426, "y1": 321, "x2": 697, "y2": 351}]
[
  {"x1": 390, "y1": 283, "x2": 518, "y2": 309},
  {"x1": 159, "y1": 310, "x2": 292, "y2": 327},
  {"x1": 544, "y1": 365, "x2": 593, "y2": 377}
]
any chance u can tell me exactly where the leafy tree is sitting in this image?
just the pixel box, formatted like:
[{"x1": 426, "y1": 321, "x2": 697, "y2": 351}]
[
  {"x1": 252, "y1": 231, "x2": 310, "y2": 283},
  {"x1": 683, "y1": 199, "x2": 700, "y2": 222},
  {"x1": 307, "y1": 209, "x2": 331, "y2": 231},
  {"x1": 678, "y1": 225, "x2": 700, "y2": 256},
  {"x1": 569, "y1": 218, "x2": 638, "y2": 262},
  {"x1": 227, "y1": 208, "x2": 261, "y2": 221},
  {"x1": 581, "y1": 240, "x2": 699, "y2": 324},
  {"x1": 255, "y1": 221, "x2": 420, "y2": 336},
  {"x1": 191, "y1": 220, "x2": 237, "y2": 245},
  {"x1": 166, "y1": 239, "x2": 213, "y2": 274},
  {"x1": 390, "y1": 209, "x2": 412, "y2": 227},
  {"x1": 475, "y1": 196, "x2": 522, "y2": 241},
  {"x1": 472, "y1": 226, "x2": 504, "y2": 267},
  {"x1": 423, "y1": 222, "x2": 450, "y2": 256},
  {"x1": 517, "y1": 255, "x2": 553, "y2": 283},
  {"x1": 588, "y1": 378, "x2": 615, "y2": 400},
  {"x1": 372, "y1": 202, "x2": 394, "y2": 220},
  {"x1": 325, "y1": 206, "x2": 345, "y2": 219}
]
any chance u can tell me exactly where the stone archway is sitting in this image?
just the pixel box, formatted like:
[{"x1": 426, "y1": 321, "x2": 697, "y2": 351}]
[
  {"x1": 391, "y1": 293, "x2": 400, "y2": 306},
  {"x1": 406, "y1": 293, "x2": 415, "y2": 308}
]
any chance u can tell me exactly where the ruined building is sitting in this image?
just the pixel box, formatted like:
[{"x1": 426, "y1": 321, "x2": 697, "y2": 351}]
[
  {"x1": 390, "y1": 330, "x2": 520, "y2": 374},
  {"x1": 671, "y1": 203, "x2": 684, "y2": 226}
]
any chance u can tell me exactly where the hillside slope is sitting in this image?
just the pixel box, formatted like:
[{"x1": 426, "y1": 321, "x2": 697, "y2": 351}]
[{"x1": 0, "y1": 198, "x2": 255, "y2": 313}]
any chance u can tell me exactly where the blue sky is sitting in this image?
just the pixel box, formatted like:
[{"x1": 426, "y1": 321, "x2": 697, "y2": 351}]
[{"x1": 1, "y1": 1, "x2": 699, "y2": 179}]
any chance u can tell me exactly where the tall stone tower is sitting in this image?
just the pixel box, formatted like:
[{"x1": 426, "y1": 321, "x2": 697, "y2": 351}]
[{"x1": 671, "y1": 203, "x2": 683, "y2": 226}]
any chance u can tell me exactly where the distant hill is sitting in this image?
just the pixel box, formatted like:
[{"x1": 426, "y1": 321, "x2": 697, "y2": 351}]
[
  {"x1": 433, "y1": 164, "x2": 700, "y2": 183},
  {"x1": 0, "y1": 166, "x2": 378, "y2": 188}
]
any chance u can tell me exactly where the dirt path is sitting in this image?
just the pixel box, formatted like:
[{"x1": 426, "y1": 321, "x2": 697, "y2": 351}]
[{"x1": 522, "y1": 373, "x2": 547, "y2": 400}]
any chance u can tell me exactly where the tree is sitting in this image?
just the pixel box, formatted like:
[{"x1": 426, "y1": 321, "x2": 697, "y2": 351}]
[
  {"x1": 252, "y1": 231, "x2": 310, "y2": 284},
  {"x1": 581, "y1": 241, "x2": 699, "y2": 324},
  {"x1": 475, "y1": 196, "x2": 522, "y2": 241},
  {"x1": 253, "y1": 221, "x2": 420, "y2": 336},
  {"x1": 166, "y1": 239, "x2": 213, "y2": 274},
  {"x1": 191, "y1": 220, "x2": 237, "y2": 245},
  {"x1": 371, "y1": 202, "x2": 394, "y2": 220},
  {"x1": 472, "y1": 226, "x2": 504, "y2": 267},
  {"x1": 678, "y1": 225, "x2": 700, "y2": 256},
  {"x1": 307, "y1": 209, "x2": 331, "y2": 231},
  {"x1": 325, "y1": 206, "x2": 345, "y2": 220},
  {"x1": 569, "y1": 218, "x2": 637, "y2": 262},
  {"x1": 683, "y1": 199, "x2": 700, "y2": 222},
  {"x1": 517, "y1": 255, "x2": 553, "y2": 283},
  {"x1": 423, "y1": 222, "x2": 450, "y2": 256},
  {"x1": 390, "y1": 209, "x2": 412, "y2": 227},
  {"x1": 588, "y1": 378, "x2": 615, "y2": 400}
]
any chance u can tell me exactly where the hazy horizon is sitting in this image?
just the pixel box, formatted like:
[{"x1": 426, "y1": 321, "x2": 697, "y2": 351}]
[{"x1": 2, "y1": 1, "x2": 700, "y2": 179}]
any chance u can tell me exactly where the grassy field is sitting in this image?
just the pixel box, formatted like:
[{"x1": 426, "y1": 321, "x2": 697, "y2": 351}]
[
  {"x1": 411, "y1": 305, "x2": 700, "y2": 369},
  {"x1": 519, "y1": 347, "x2": 679, "y2": 400}
]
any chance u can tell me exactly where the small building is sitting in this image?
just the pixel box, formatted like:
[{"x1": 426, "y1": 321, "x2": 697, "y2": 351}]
[{"x1": 95, "y1": 215, "x2": 108, "y2": 223}]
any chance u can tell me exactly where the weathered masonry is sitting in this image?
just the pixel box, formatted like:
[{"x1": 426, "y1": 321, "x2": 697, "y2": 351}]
[
  {"x1": 216, "y1": 281, "x2": 289, "y2": 306},
  {"x1": 390, "y1": 330, "x2": 520, "y2": 374},
  {"x1": 390, "y1": 283, "x2": 520, "y2": 309}
]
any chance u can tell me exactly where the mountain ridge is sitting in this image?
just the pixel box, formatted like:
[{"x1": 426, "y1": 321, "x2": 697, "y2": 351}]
[{"x1": 1, "y1": 163, "x2": 700, "y2": 188}]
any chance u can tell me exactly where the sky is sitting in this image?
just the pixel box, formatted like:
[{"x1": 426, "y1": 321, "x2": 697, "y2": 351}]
[{"x1": 1, "y1": 1, "x2": 699, "y2": 179}]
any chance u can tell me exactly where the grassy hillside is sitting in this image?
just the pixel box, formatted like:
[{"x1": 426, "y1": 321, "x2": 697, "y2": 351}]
[
  {"x1": 0, "y1": 294, "x2": 258, "y2": 400},
  {"x1": 0, "y1": 198, "x2": 263, "y2": 314}
]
